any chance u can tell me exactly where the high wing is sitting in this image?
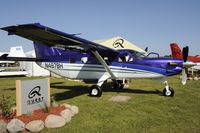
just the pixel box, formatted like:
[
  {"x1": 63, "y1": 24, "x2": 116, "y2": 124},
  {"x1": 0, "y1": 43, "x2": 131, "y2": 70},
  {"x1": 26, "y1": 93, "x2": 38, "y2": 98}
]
[
  {"x1": 1, "y1": 23, "x2": 119, "y2": 79},
  {"x1": 1, "y1": 23, "x2": 119, "y2": 55}
]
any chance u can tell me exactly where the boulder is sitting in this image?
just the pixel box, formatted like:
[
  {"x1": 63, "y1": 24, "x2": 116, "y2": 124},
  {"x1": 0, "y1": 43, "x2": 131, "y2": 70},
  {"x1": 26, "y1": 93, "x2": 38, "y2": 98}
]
[
  {"x1": 45, "y1": 114, "x2": 66, "y2": 128},
  {"x1": 194, "y1": 77, "x2": 199, "y2": 81},
  {"x1": 188, "y1": 77, "x2": 193, "y2": 80},
  {"x1": 60, "y1": 109, "x2": 73, "y2": 123},
  {"x1": 0, "y1": 120, "x2": 7, "y2": 133},
  {"x1": 7, "y1": 119, "x2": 25, "y2": 133},
  {"x1": 26, "y1": 120, "x2": 44, "y2": 132},
  {"x1": 69, "y1": 106, "x2": 79, "y2": 115}
]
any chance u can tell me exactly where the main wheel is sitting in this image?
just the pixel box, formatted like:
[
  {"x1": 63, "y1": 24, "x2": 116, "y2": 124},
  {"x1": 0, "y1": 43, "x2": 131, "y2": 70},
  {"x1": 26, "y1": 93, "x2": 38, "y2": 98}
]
[
  {"x1": 89, "y1": 85, "x2": 102, "y2": 97},
  {"x1": 163, "y1": 87, "x2": 174, "y2": 97}
]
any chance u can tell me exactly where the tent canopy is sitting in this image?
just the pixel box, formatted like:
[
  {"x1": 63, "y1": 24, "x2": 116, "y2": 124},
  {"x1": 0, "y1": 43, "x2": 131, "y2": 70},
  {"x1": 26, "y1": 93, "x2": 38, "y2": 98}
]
[{"x1": 95, "y1": 36, "x2": 146, "y2": 53}]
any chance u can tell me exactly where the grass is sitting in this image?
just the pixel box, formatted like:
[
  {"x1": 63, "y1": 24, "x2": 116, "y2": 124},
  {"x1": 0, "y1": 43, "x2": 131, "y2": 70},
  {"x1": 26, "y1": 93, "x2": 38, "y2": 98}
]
[{"x1": 0, "y1": 76, "x2": 200, "y2": 133}]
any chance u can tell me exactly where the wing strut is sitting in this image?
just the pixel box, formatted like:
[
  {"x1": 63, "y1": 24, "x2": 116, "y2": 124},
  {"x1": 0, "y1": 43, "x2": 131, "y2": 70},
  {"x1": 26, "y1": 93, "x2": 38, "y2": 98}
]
[{"x1": 91, "y1": 50, "x2": 116, "y2": 80}]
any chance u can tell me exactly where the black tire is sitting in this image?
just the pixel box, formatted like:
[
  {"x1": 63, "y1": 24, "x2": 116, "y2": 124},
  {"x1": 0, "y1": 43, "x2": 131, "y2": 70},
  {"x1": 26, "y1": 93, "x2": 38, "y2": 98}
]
[
  {"x1": 89, "y1": 85, "x2": 102, "y2": 97},
  {"x1": 163, "y1": 87, "x2": 174, "y2": 97}
]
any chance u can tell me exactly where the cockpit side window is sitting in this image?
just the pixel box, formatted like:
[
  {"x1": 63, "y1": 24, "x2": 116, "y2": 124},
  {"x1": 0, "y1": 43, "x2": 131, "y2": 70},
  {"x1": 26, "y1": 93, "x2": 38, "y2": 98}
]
[
  {"x1": 118, "y1": 53, "x2": 133, "y2": 63},
  {"x1": 118, "y1": 56, "x2": 126, "y2": 63}
]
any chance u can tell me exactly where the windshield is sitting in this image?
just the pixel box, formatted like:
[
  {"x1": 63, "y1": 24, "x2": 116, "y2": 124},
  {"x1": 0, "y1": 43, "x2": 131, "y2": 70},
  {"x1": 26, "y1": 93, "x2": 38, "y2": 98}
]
[{"x1": 129, "y1": 50, "x2": 146, "y2": 59}]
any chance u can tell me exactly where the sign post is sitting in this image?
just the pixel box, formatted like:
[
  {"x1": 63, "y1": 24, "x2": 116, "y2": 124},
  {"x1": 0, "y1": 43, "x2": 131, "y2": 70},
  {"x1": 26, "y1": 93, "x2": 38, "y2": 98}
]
[{"x1": 16, "y1": 78, "x2": 50, "y2": 116}]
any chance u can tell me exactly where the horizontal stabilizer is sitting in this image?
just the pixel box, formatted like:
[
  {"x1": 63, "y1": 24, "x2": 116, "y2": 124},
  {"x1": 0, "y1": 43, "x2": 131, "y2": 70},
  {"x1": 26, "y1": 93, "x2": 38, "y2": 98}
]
[{"x1": 0, "y1": 46, "x2": 40, "y2": 61}]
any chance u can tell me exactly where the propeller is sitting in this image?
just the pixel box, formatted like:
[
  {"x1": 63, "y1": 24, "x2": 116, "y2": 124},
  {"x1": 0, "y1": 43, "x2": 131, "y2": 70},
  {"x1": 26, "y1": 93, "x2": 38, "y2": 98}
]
[
  {"x1": 183, "y1": 46, "x2": 189, "y2": 62},
  {"x1": 181, "y1": 46, "x2": 189, "y2": 85}
]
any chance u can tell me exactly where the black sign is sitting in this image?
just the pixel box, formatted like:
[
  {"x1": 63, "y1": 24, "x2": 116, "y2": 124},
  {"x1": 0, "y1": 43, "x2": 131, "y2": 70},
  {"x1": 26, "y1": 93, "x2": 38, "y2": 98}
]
[{"x1": 28, "y1": 86, "x2": 41, "y2": 99}]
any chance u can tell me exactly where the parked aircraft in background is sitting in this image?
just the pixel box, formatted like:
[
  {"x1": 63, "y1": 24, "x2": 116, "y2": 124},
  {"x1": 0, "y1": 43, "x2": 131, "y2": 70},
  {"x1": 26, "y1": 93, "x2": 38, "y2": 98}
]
[
  {"x1": 0, "y1": 46, "x2": 26, "y2": 63},
  {"x1": 170, "y1": 43, "x2": 200, "y2": 73},
  {"x1": 171, "y1": 43, "x2": 200, "y2": 63},
  {"x1": 0, "y1": 46, "x2": 29, "y2": 76},
  {"x1": 0, "y1": 23, "x2": 190, "y2": 97}
]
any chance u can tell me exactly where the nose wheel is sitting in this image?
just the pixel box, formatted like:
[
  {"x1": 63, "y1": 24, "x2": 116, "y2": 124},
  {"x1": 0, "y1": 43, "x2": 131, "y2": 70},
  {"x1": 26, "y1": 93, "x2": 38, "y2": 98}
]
[
  {"x1": 163, "y1": 87, "x2": 174, "y2": 97},
  {"x1": 163, "y1": 81, "x2": 174, "y2": 97}
]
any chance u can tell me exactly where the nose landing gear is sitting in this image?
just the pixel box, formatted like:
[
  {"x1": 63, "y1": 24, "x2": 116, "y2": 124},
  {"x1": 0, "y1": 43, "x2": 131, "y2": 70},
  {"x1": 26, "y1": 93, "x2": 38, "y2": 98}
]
[{"x1": 163, "y1": 81, "x2": 174, "y2": 97}]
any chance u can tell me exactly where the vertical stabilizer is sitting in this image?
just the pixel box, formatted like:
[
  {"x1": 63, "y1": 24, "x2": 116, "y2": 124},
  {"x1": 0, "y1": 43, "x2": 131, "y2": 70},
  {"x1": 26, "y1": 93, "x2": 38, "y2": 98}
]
[{"x1": 170, "y1": 43, "x2": 183, "y2": 59}]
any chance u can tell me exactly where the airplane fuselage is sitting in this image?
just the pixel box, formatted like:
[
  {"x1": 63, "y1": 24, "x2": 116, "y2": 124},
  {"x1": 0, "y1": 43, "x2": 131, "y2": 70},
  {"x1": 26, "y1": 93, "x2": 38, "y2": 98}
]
[{"x1": 36, "y1": 49, "x2": 183, "y2": 81}]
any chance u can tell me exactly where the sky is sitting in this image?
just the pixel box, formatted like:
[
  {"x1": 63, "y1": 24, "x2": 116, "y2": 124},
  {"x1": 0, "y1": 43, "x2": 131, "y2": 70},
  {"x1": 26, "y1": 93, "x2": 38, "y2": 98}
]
[{"x1": 0, "y1": 0, "x2": 199, "y2": 56}]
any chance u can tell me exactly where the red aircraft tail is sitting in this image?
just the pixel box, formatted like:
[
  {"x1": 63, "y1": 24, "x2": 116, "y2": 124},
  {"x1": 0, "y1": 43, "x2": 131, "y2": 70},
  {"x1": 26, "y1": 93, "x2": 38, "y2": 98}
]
[{"x1": 170, "y1": 43, "x2": 183, "y2": 59}]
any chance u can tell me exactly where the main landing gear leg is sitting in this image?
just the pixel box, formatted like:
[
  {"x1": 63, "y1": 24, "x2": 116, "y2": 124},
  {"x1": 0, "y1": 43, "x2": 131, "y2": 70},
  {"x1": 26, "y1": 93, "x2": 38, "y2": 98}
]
[
  {"x1": 89, "y1": 74, "x2": 110, "y2": 97},
  {"x1": 113, "y1": 80, "x2": 124, "y2": 90},
  {"x1": 163, "y1": 81, "x2": 174, "y2": 97},
  {"x1": 113, "y1": 78, "x2": 128, "y2": 90}
]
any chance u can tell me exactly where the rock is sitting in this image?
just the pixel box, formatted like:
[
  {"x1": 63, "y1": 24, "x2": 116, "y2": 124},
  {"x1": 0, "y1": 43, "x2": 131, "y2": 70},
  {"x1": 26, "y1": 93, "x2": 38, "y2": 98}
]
[
  {"x1": 60, "y1": 109, "x2": 73, "y2": 123},
  {"x1": 69, "y1": 106, "x2": 79, "y2": 115},
  {"x1": 7, "y1": 119, "x2": 25, "y2": 133},
  {"x1": 26, "y1": 120, "x2": 44, "y2": 132},
  {"x1": 188, "y1": 77, "x2": 193, "y2": 80},
  {"x1": 60, "y1": 103, "x2": 71, "y2": 109},
  {"x1": 109, "y1": 95, "x2": 131, "y2": 102},
  {"x1": 0, "y1": 120, "x2": 7, "y2": 133},
  {"x1": 194, "y1": 77, "x2": 199, "y2": 81},
  {"x1": 45, "y1": 114, "x2": 66, "y2": 128}
]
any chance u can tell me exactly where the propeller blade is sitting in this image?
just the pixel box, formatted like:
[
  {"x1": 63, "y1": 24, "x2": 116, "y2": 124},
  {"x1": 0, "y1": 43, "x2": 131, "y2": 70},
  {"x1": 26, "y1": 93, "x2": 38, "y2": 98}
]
[
  {"x1": 182, "y1": 46, "x2": 189, "y2": 62},
  {"x1": 145, "y1": 47, "x2": 148, "y2": 52},
  {"x1": 181, "y1": 68, "x2": 187, "y2": 85}
]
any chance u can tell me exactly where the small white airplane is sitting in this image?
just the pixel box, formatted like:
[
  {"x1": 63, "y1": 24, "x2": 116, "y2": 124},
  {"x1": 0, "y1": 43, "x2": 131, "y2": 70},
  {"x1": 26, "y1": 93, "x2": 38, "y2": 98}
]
[{"x1": 0, "y1": 23, "x2": 190, "y2": 97}]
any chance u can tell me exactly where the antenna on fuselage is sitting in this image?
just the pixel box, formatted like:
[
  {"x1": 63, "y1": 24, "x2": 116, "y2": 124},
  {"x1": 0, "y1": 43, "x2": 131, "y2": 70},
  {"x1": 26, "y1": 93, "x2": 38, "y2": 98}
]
[
  {"x1": 70, "y1": 33, "x2": 82, "y2": 36},
  {"x1": 145, "y1": 47, "x2": 148, "y2": 52}
]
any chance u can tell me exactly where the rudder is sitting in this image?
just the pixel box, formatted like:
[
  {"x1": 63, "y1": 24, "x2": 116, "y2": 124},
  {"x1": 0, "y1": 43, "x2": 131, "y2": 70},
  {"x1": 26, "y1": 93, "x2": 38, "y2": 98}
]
[{"x1": 170, "y1": 43, "x2": 183, "y2": 59}]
